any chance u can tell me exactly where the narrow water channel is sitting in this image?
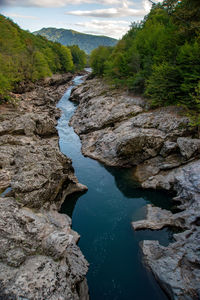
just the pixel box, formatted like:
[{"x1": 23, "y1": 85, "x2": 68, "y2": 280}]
[{"x1": 57, "y1": 75, "x2": 171, "y2": 300}]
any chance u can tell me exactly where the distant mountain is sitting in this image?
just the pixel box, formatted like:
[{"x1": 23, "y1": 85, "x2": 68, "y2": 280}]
[{"x1": 33, "y1": 28, "x2": 118, "y2": 54}]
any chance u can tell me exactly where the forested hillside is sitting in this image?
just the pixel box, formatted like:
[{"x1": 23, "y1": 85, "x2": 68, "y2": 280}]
[
  {"x1": 0, "y1": 15, "x2": 86, "y2": 101},
  {"x1": 33, "y1": 28, "x2": 117, "y2": 54},
  {"x1": 90, "y1": 0, "x2": 200, "y2": 120}
]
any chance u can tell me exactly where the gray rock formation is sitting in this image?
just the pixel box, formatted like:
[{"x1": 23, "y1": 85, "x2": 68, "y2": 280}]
[
  {"x1": 134, "y1": 160, "x2": 200, "y2": 300},
  {"x1": 70, "y1": 79, "x2": 194, "y2": 169},
  {"x1": 0, "y1": 75, "x2": 89, "y2": 299},
  {"x1": 0, "y1": 197, "x2": 88, "y2": 300},
  {"x1": 69, "y1": 77, "x2": 200, "y2": 300}
]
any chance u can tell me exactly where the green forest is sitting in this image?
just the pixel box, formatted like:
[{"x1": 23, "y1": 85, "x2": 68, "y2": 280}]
[
  {"x1": 0, "y1": 14, "x2": 86, "y2": 101},
  {"x1": 90, "y1": 0, "x2": 200, "y2": 121}
]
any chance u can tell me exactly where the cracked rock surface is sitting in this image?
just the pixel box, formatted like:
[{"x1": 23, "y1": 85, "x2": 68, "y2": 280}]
[
  {"x1": 70, "y1": 77, "x2": 200, "y2": 300},
  {"x1": 0, "y1": 74, "x2": 89, "y2": 300}
]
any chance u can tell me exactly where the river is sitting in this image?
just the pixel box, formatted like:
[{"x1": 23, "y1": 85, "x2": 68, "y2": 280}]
[{"x1": 57, "y1": 74, "x2": 171, "y2": 300}]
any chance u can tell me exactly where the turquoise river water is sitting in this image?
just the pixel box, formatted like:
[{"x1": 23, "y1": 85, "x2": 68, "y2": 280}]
[{"x1": 57, "y1": 75, "x2": 171, "y2": 300}]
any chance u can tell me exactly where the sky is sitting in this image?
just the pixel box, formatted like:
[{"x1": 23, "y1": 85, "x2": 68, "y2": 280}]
[{"x1": 0, "y1": 0, "x2": 157, "y2": 39}]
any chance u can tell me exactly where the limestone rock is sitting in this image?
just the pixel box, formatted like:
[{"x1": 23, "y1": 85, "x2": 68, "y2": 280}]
[
  {"x1": 132, "y1": 160, "x2": 200, "y2": 299},
  {"x1": 132, "y1": 204, "x2": 174, "y2": 230},
  {"x1": 0, "y1": 74, "x2": 89, "y2": 299},
  {"x1": 141, "y1": 230, "x2": 200, "y2": 300},
  {"x1": 160, "y1": 141, "x2": 178, "y2": 157},
  {"x1": 70, "y1": 78, "x2": 194, "y2": 170},
  {"x1": 70, "y1": 78, "x2": 144, "y2": 135},
  {"x1": 0, "y1": 196, "x2": 89, "y2": 299},
  {"x1": 70, "y1": 76, "x2": 200, "y2": 300},
  {"x1": 177, "y1": 137, "x2": 200, "y2": 160},
  {"x1": 0, "y1": 170, "x2": 11, "y2": 191}
]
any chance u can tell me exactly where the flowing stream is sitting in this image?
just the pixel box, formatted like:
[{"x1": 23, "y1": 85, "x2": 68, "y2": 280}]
[{"x1": 57, "y1": 75, "x2": 172, "y2": 300}]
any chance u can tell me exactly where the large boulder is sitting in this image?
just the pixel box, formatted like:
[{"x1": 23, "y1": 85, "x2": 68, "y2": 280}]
[{"x1": 0, "y1": 197, "x2": 88, "y2": 300}]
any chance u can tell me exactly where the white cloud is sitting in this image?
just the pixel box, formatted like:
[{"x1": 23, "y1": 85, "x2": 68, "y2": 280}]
[
  {"x1": 74, "y1": 19, "x2": 130, "y2": 39},
  {"x1": 66, "y1": 7, "x2": 146, "y2": 18},
  {"x1": 0, "y1": 0, "x2": 157, "y2": 18},
  {"x1": 4, "y1": 12, "x2": 39, "y2": 19},
  {"x1": 142, "y1": 0, "x2": 160, "y2": 12},
  {"x1": 143, "y1": 0, "x2": 152, "y2": 12},
  {"x1": 1, "y1": 0, "x2": 153, "y2": 9},
  {"x1": 0, "y1": 0, "x2": 127, "y2": 7},
  {"x1": 67, "y1": 0, "x2": 158, "y2": 38},
  {"x1": 65, "y1": 0, "x2": 153, "y2": 18}
]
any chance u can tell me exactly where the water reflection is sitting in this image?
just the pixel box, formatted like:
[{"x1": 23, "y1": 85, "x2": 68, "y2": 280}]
[
  {"x1": 61, "y1": 191, "x2": 87, "y2": 218},
  {"x1": 105, "y1": 166, "x2": 176, "y2": 211}
]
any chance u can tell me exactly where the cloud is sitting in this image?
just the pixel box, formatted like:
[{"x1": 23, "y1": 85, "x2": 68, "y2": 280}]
[
  {"x1": 0, "y1": 0, "x2": 156, "y2": 17},
  {"x1": 74, "y1": 19, "x2": 130, "y2": 39},
  {"x1": 63, "y1": 0, "x2": 156, "y2": 38},
  {"x1": 0, "y1": 0, "x2": 149, "y2": 8},
  {"x1": 143, "y1": 0, "x2": 152, "y2": 12},
  {"x1": 0, "y1": 0, "x2": 125, "y2": 7},
  {"x1": 65, "y1": 0, "x2": 152, "y2": 18},
  {"x1": 142, "y1": 0, "x2": 160, "y2": 12},
  {"x1": 4, "y1": 12, "x2": 39, "y2": 19},
  {"x1": 66, "y1": 7, "x2": 146, "y2": 18}
]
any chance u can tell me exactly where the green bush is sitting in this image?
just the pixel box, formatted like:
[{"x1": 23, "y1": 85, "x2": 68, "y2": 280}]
[{"x1": 145, "y1": 63, "x2": 182, "y2": 106}]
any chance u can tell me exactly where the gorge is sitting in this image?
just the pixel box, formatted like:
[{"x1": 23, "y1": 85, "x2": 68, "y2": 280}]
[
  {"x1": 57, "y1": 74, "x2": 172, "y2": 300},
  {"x1": 0, "y1": 0, "x2": 199, "y2": 298},
  {"x1": 67, "y1": 74, "x2": 200, "y2": 300},
  {"x1": 0, "y1": 69, "x2": 199, "y2": 300}
]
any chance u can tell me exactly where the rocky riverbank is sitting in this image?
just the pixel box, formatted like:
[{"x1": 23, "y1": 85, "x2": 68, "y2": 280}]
[
  {"x1": 0, "y1": 73, "x2": 89, "y2": 300},
  {"x1": 69, "y1": 77, "x2": 200, "y2": 300}
]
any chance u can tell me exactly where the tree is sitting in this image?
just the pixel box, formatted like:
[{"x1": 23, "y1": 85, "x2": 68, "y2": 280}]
[
  {"x1": 145, "y1": 62, "x2": 181, "y2": 106},
  {"x1": 0, "y1": 73, "x2": 11, "y2": 101},
  {"x1": 32, "y1": 51, "x2": 52, "y2": 80},
  {"x1": 69, "y1": 45, "x2": 87, "y2": 71},
  {"x1": 58, "y1": 45, "x2": 73, "y2": 72},
  {"x1": 90, "y1": 46, "x2": 113, "y2": 76},
  {"x1": 0, "y1": 14, "x2": 80, "y2": 100}
]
